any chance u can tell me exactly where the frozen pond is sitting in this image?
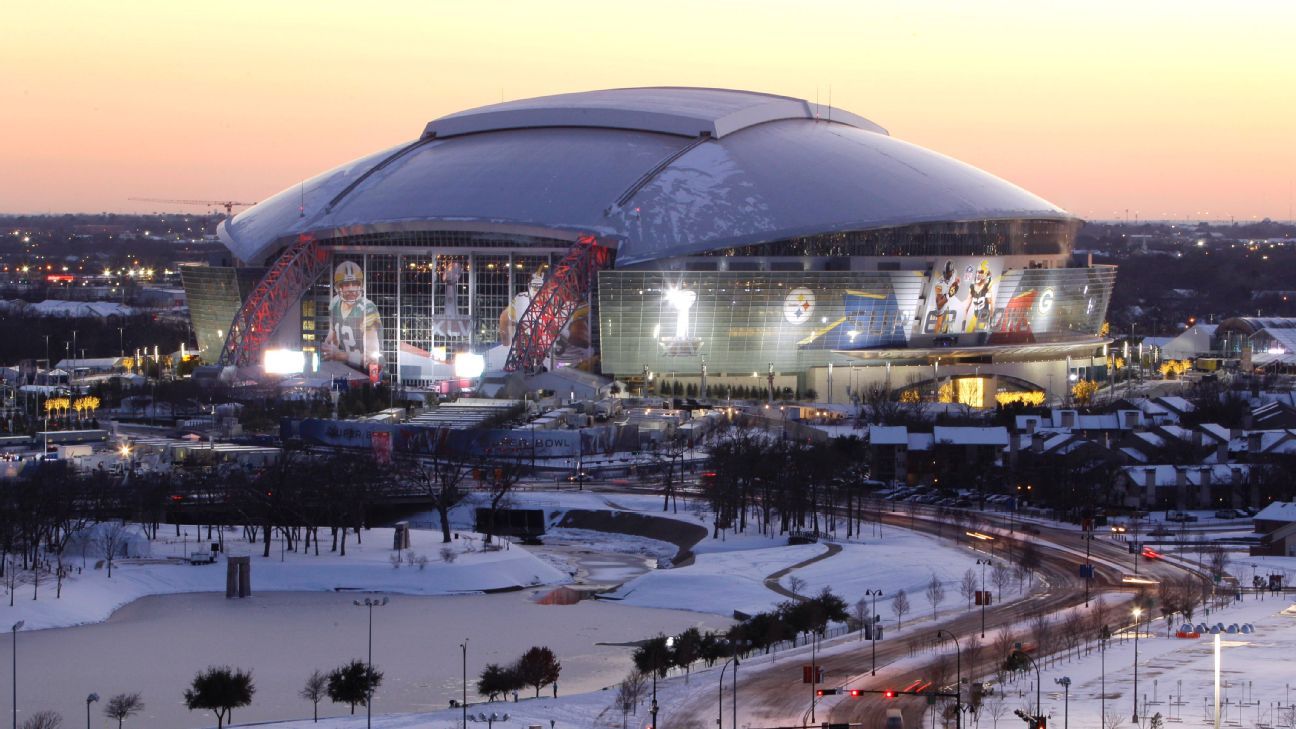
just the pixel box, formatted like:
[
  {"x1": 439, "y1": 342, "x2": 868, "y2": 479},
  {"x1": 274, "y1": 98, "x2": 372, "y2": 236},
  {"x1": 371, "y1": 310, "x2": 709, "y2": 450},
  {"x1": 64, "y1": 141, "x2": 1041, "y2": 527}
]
[{"x1": 10, "y1": 589, "x2": 730, "y2": 728}]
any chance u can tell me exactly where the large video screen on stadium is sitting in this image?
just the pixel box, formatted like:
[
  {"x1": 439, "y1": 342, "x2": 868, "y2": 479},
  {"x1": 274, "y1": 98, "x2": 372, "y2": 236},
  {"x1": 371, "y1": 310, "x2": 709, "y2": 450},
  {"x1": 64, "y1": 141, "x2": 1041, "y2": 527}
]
[{"x1": 598, "y1": 265, "x2": 1113, "y2": 375}]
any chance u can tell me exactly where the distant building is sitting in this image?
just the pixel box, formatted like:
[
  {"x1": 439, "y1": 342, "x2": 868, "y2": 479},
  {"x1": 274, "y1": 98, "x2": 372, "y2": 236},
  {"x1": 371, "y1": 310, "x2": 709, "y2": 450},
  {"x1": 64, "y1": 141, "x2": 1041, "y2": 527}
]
[{"x1": 1251, "y1": 501, "x2": 1296, "y2": 556}]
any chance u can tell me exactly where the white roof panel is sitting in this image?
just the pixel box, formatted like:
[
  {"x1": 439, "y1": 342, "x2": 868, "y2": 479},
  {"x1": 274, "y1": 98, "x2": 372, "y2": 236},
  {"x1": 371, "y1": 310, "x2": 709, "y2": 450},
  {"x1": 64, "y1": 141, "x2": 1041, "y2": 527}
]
[{"x1": 219, "y1": 87, "x2": 1077, "y2": 265}]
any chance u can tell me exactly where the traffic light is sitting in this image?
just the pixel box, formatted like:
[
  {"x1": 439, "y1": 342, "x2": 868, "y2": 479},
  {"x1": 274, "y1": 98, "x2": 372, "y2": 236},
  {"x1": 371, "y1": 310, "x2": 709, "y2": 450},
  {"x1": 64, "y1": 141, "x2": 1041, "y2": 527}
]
[
  {"x1": 884, "y1": 690, "x2": 897, "y2": 699},
  {"x1": 1036, "y1": 717, "x2": 1047, "y2": 729},
  {"x1": 849, "y1": 689, "x2": 863, "y2": 697},
  {"x1": 816, "y1": 688, "x2": 839, "y2": 697}
]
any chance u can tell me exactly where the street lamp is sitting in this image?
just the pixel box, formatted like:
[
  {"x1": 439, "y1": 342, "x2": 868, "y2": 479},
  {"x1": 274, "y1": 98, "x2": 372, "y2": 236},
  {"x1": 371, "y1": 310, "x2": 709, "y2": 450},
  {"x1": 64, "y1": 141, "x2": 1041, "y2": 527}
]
[
  {"x1": 1012, "y1": 648, "x2": 1041, "y2": 717},
  {"x1": 937, "y1": 630, "x2": 962, "y2": 729},
  {"x1": 1100, "y1": 629, "x2": 1109, "y2": 727},
  {"x1": 1132, "y1": 607, "x2": 1143, "y2": 724},
  {"x1": 86, "y1": 693, "x2": 99, "y2": 729},
  {"x1": 975, "y1": 559, "x2": 992, "y2": 637},
  {"x1": 460, "y1": 639, "x2": 469, "y2": 729},
  {"x1": 11, "y1": 620, "x2": 23, "y2": 729},
  {"x1": 353, "y1": 597, "x2": 388, "y2": 729},
  {"x1": 1055, "y1": 677, "x2": 1071, "y2": 729},
  {"x1": 1083, "y1": 530, "x2": 1095, "y2": 607},
  {"x1": 865, "y1": 589, "x2": 883, "y2": 675},
  {"x1": 809, "y1": 631, "x2": 820, "y2": 723},
  {"x1": 718, "y1": 649, "x2": 740, "y2": 729}
]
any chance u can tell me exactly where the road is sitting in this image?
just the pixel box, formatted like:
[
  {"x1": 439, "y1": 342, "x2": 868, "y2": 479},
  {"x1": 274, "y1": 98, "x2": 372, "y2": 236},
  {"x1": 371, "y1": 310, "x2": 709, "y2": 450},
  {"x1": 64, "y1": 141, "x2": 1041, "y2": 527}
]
[{"x1": 665, "y1": 506, "x2": 1196, "y2": 729}]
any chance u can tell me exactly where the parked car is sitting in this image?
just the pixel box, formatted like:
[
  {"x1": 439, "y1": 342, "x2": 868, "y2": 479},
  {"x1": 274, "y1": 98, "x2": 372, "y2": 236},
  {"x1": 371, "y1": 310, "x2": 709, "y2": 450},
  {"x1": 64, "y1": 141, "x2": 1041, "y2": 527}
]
[
  {"x1": 1214, "y1": 509, "x2": 1240, "y2": 520},
  {"x1": 1167, "y1": 512, "x2": 1199, "y2": 523},
  {"x1": 1148, "y1": 526, "x2": 1174, "y2": 537}
]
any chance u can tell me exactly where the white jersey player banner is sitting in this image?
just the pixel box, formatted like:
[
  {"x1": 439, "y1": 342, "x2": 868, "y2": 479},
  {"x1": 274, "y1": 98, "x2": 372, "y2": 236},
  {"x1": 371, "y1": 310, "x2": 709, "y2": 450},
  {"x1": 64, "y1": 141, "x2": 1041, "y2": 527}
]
[{"x1": 918, "y1": 258, "x2": 1003, "y2": 341}]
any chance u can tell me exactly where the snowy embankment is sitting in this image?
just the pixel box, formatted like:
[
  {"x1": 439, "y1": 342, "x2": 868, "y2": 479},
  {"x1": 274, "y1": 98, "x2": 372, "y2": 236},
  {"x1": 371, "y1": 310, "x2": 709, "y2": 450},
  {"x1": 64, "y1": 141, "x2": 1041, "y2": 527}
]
[{"x1": 9, "y1": 525, "x2": 566, "y2": 632}]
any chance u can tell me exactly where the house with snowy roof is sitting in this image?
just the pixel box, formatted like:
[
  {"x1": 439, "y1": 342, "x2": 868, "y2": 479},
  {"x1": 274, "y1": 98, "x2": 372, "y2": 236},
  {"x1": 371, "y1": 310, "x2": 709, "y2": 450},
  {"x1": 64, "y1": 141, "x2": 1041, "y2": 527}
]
[
  {"x1": 1117, "y1": 464, "x2": 1253, "y2": 510},
  {"x1": 1250, "y1": 501, "x2": 1296, "y2": 557}
]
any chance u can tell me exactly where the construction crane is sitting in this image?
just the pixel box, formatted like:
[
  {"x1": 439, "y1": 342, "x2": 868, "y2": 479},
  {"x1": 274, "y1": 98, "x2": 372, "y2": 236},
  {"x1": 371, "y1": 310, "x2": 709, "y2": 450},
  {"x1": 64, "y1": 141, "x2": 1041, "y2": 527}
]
[{"x1": 129, "y1": 198, "x2": 257, "y2": 218}]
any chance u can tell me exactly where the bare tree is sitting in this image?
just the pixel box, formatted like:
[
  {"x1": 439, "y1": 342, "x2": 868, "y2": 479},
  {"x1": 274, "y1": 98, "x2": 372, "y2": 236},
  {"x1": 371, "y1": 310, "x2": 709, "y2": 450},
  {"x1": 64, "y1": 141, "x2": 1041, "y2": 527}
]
[
  {"x1": 892, "y1": 589, "x2": 911, "y2": 629},
  {"x1": 963, "y1": 635, "x2": 983, "y2": 678},
  {"x1": 991, "y1": 562, "x2": 1012, "y2": 601},
  {"x1": 1207, "y1": 545, "x2": 1230, "y2": 581},
  {"x1": 1062, "y1": 611, "x2": 1085, "y2": 660},
  {"x1": 1102, "y1": 709, "x2": 1126, "y2": 729},
  {"x1": 992, "y1": 629, "x2": 1015, "y2": 684},
  {"x1": 1014, "y1": 562, "x2": 1030, "y2": 592},
  {"x1": 960, "y1": 568, "x2": 979, "y2": 610},
  {"x1": 926, "y1": 573, "x2": 946, "y2": 619},
  {"x1": 299, "y1": 670, "x2": 327, "y2": 723},
  {"x1": 479, "y1": 457, "x2": 526, "y2": 545},
  {"x1": 96, "y1": 522, "x2": 129, "y2": 578},
  {"x1": 1089, "y1": 594, "x2": 1111, "y2": 647},
  {"x1": 985, "y1": 693, "x2": 1007, "y2": 729},
  {"x1": 853, "y1": 596, "x2": 869, "y2": 641},
  {"x1": 20, "y1": 712, "x2": 62, "y2": 729},
  {"x1": 401, "y1": 451, "x2": 473, "y2": 544},
  {"x1": 786, "y1": 575, "x2": 806, "y2": 598},
  {"x1": 1029, "y1": 612, "x2": 1052, "y2": 666},
  {"x1": 615, "y1": 679, "x2": 636, "y2": 729},
  {"x1": 104, "y1": 693, "x2": 144, "y2": 728}
]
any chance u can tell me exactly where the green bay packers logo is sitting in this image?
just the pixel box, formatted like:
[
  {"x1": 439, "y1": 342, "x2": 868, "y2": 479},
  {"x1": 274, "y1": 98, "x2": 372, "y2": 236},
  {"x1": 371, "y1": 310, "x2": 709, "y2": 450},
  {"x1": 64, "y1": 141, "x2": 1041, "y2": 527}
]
[{"x1": 784, "y1": 288, "x2": 815, "y2": 324}]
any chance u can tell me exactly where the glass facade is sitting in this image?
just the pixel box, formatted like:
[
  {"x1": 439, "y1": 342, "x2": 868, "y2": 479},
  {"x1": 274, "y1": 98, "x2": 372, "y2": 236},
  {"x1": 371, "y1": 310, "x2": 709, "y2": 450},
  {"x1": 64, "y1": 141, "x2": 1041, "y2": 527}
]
[
  {"x1": 179, "y1": 264, "x2": 265, "y2": 358},
  {"x1": 703, "y1": 219, "x2": 1078, "y2": 259},
  {"x1": 300, "y1": 232, "x2": 570, "y2": 382},
  {"x1": 598, "y1": 263, "x2": 1114, "y2": 376}
]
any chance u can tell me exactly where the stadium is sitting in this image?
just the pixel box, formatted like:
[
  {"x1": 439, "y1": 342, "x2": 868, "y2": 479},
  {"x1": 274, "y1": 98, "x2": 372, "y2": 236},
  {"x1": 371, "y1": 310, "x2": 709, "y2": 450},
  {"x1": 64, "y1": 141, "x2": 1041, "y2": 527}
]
[{"x1": 187, "y1": 87, "x2": 1114, "y2": 405}]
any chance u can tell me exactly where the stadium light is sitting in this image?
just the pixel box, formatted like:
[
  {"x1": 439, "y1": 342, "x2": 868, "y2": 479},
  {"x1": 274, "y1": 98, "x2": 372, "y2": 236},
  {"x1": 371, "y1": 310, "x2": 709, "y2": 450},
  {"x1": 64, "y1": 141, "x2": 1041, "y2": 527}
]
[
  {"x1": 263, "y1": 349, "x2": 306, "y2": 374},
  {"x1": 454, "y1": 352, "x2": 486, "y2": 379}
]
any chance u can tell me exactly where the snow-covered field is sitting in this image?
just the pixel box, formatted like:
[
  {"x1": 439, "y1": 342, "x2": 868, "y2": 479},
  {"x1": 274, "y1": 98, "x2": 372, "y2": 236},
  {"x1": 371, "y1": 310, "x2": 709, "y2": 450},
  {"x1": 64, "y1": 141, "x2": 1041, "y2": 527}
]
[{"x1": 5, "y1": 488, "x2": 1292, "y2": 729}]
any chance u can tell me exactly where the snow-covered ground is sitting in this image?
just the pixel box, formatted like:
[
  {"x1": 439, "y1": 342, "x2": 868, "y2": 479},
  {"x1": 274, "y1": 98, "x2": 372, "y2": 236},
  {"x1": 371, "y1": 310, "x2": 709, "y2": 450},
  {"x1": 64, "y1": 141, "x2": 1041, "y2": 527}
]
[
  {"x1": 6, "y1": 487, "x2": 1292, "y2": 729},
  {"x1": 5, "y1": 489, "x2": 991, "y2": 727}
]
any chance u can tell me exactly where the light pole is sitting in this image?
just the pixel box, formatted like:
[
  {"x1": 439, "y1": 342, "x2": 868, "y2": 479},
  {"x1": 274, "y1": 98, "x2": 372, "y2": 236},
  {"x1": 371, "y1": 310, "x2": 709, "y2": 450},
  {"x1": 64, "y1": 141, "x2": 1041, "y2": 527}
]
[
  {"x1": 11, "y1": 620, "x2": 23, "y2": 729},
  {"x1": 732, "y1": 643, "x2": 740, "y2": 729},
  {"x1": 1055, "y1": 677, "x2": 1071, "y2": 729},
  {"x1": 1012, "y1": 649, "x2": 1041, "y2": 717},
  {"x1": 809, "y1": 631, "x2": 819, "y2": 723},
  {"x1": 1101, "y1": 629, "x2": 1109, "y2": 726},
  {"x1": 976, "y1": 559, "x2": 992, "y2": 637},
  {"x1": 718, "y1": 651, "x2": 740, "y2": 729},
  {"x1": 1133, "y1": 607, "x2": 1143, "y2": 725},
  {"x1": 1083, "y1": 531, "x2": 1095, "y2": 607},
  {"x1": 460, "y1": 638, "x2": 469, "y2": 729},
  {"x1": 865, "y1": 589, "x2": 883, "y2": 675},
  {"x1": 938, "y1": 630, "x2": 962, "y2": 729},
  {"x1": 86, "y1": 693, "x2": 99, "y2": 729},
  {"x1": 353, "y1": 597, "x2": 388, "y2": 729}
]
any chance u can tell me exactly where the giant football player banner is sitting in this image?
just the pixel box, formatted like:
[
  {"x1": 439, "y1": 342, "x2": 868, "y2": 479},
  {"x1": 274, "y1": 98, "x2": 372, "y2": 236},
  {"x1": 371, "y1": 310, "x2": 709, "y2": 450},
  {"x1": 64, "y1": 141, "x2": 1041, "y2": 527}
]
[
  {"x1": 598, "y1": 265, "x2": 1111, "y2": 373},
  {"x1": 323, "y1": 260, "x2": 383, "y2": 382}
]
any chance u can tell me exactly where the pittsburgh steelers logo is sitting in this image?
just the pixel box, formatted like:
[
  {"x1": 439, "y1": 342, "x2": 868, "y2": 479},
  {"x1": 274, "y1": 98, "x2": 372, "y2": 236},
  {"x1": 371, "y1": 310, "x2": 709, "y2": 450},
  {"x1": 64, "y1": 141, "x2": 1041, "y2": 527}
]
[{"x1": 784, "y1": 288, "x2": 815, "y2": 324}]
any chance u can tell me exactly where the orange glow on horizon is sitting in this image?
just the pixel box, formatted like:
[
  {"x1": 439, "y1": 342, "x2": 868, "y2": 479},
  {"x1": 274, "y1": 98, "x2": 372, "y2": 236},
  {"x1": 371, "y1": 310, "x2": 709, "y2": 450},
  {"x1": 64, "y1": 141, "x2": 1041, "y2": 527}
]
[{"x1": 2, "y1": 1, "x2": 1294, "y2": 221}]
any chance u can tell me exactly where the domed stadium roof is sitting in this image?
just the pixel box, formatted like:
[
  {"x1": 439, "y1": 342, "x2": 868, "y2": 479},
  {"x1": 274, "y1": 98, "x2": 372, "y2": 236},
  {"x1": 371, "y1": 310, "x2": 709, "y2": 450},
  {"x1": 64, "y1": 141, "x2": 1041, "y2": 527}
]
[{"x1": 220, "y1": 87, "x2": 1076, "y2": 266}]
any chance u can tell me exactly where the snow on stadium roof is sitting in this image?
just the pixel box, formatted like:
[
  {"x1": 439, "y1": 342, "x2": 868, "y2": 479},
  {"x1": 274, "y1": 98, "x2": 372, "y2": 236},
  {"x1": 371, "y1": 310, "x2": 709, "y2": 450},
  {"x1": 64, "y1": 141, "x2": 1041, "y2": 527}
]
[{"x1": 219, "y1": 87, "x2": 1075, "y2": 266}]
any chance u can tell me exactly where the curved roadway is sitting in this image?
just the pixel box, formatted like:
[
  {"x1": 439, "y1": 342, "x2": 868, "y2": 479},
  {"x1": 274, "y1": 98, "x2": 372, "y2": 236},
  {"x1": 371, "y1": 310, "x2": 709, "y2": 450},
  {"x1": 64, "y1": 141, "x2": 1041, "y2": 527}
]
[{"x1": 658, "y1": 504, "x2": 1196, "y2": 729}]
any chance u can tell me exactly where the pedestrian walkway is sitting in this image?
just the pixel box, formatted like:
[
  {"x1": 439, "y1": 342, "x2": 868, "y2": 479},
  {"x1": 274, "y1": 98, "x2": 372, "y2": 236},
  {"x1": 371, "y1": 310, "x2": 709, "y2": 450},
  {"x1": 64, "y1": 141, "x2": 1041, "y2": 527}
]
[{"x1": 763, "y1": 541, "x2": 844, "y2": 601}]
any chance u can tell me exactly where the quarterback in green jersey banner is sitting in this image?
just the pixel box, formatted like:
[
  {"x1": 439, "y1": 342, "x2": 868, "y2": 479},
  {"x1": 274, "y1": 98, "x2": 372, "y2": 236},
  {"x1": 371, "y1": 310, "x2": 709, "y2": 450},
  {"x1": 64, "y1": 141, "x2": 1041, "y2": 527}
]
[{"x1": 322, "y1": 260, "x2": 383, "y2": 380}]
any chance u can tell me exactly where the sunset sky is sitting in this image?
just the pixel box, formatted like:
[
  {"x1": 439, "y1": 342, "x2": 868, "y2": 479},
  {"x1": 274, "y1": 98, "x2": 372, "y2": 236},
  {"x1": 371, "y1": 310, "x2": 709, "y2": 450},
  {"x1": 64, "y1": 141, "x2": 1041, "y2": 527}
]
[{"x1": 2, "y1": 0, "x2": 1293, "y2": 221}]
